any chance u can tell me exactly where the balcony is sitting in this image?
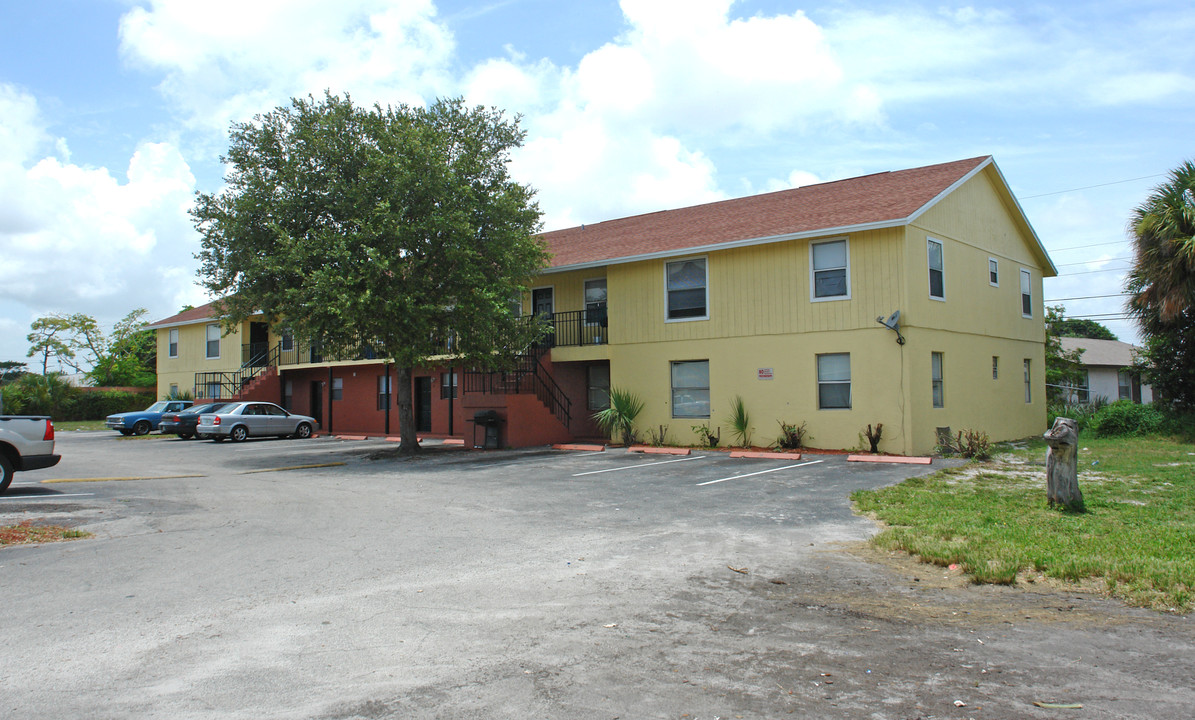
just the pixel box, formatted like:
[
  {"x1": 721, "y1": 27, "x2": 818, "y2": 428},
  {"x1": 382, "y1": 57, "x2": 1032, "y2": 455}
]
[{"x1": 529, "y1": 307, "x2": 608, "y2": 348}]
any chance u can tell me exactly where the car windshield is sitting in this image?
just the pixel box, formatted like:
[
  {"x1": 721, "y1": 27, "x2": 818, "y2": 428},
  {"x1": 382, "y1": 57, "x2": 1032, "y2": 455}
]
[
  {"x1": 190, "y1": 403, "x2": 223, "y2": 414},
  {"x1": 145, "y1": 402, "x2": 169, "y2": 412}
]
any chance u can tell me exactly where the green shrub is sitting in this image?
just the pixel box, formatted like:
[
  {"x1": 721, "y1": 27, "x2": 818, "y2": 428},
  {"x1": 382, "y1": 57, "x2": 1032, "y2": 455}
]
[
  {"x1": 774, "y1": 420, "x2": 809, "y2": 450},
  {"x1": 724, "y1": 395, "x2": 752, "y2": 447},
  {"x1": 1090, "y1": 400, "x2": 1167, "y2": 437},
  {"x1": 592, "y1": 387, "x2": 645, "y2": 446},
  {"x1": 936, "y1": 428, "x2": 992, "y2": 460},
  {"x1": 692, "y1": 423, "x2": 720, "y2": 448}
]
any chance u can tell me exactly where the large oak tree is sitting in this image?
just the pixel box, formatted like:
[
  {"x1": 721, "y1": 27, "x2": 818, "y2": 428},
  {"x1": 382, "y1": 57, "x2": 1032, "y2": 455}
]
[{"x1": 193, "y1": 94, "x2": 549, "y2": 453}]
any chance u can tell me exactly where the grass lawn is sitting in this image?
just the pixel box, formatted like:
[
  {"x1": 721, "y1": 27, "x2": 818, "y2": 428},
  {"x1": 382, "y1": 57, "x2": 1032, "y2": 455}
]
[
  {"x1": 52, "y1": 419, "x2": 109, "y2": 432},
  {"x1": 852, "y1": 435, "x2": 1195, "y2": 613}
]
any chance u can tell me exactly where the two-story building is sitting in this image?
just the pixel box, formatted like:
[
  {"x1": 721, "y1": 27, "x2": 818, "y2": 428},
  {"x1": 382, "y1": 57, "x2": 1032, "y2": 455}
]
[{"x1": 149, "y1": 155, "x2": 1055, "y2": 454}]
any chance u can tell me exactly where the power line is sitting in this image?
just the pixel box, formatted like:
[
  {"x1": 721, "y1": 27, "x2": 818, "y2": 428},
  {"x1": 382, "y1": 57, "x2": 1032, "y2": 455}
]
[
  {"x1": 1021, "y1": 174, "x2": 1165, "y2": 200},
  {"x1": 1053, "y1": 255, "x2": 1131, "y2": 269},
  {"x1": 1057, "y1": 266, "x2": 1131, "y2": 277},
  {"x1": 1044, "y1": 293, "x2": 1130, "y2": 302},
  {"x1": 1048, "y1": 239, "x2": 1130, "y2": 253}
]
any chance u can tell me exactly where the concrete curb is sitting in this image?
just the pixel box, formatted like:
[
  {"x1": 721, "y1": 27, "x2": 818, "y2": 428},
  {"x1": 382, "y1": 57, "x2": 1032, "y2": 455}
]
[
  {"x1": 552, "y1": 443, "x2": 606, "y2": 452},
  {"x1": 729, "y1": 451, "x2": 802, "y2": 460},
  {"x1": 627, "y1": 446, "x2": 691, "y2": 456},
  {"x1": 847, "y1": 454, "x2": 932, "y2": 465}
]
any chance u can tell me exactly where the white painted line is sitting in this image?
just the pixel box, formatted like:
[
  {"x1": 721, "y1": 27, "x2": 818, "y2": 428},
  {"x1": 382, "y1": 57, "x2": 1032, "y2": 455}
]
[
  {"x1": 0, "y1": 493, "x2": 96, "y2": 501},
  {"x1": 229, "y1": 441, "x2": 378, "y2": 454},
  {"x1": 697, "y1": 460, "x2": 824, "y2": 486},
  {"x1": 572, "y1": 455, "x2": 707, "y2": 477}
]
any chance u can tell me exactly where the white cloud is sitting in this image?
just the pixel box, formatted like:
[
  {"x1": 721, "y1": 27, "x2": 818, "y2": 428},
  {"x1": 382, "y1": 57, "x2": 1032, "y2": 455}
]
[
  {"x1": 0, "y1": 86, "x2": 203, "y2": 363},
  {"x1": 118, "y1": 0, "x2": 456, "y2": 136}
]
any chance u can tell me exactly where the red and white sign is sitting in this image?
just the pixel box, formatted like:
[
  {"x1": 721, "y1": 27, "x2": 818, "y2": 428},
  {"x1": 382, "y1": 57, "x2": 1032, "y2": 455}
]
[{"x1": 757, "y1": 367, "x2": 774, "y2": 380}]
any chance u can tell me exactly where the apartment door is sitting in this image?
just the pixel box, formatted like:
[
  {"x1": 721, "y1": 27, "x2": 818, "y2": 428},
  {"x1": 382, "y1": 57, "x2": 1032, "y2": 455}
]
[
  {"x1": 310, "y1": 381, "x2": 323, "y2": 429},
  {"x1": 532, "y1": 287, "x2": 554, "y2": 347},
  {"x1": 248, "y1": 322, "x2": 270, "y2": 366},
  {"x1": 414, "y1": 377, "x2": 433, "y2": 432}
]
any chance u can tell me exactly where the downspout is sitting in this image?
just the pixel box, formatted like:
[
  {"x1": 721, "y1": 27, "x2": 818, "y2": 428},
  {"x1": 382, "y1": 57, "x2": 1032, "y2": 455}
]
[
  {"x1": 327, "y1": 366, "x2": 334, "y2": 435},
  {"x1": 447, "y1": 365, "x2": 454, "y2": 436},
  {"x1": 384, "y1": 361, "x2": 391, "y2": 435}
]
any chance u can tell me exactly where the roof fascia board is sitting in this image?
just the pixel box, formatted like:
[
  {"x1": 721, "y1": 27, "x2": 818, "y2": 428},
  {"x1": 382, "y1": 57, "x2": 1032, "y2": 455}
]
[
  {"x1": 543, "y1": 217, "x2": 908, "y2": 274},
  {"x1": 148, "y1": 317, "x2": 219, "y2": 330}
]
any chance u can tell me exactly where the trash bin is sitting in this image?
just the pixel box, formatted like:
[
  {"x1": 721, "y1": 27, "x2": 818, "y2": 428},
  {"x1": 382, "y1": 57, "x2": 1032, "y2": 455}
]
[{"x1": 473, "y1": 410, "x2": 503, "y2": 449}]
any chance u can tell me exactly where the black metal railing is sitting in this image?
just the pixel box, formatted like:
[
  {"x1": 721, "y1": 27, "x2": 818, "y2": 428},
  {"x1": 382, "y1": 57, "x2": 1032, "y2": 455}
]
[
  {"x1": 519, "y1": 306, "x2": 607, "y2": 349},
  {"x1": 195, "y1": 343, "x2": 281, "y2": 399},
  {"x1": 463, "y1": 349, "x2": 571, "y2": 428}
]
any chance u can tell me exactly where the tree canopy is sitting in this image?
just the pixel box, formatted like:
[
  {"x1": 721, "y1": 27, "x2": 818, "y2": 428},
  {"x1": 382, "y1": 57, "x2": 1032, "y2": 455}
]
[
  {"x1": 193, "y1": 93, "x2": 549, "y2": 452},
  {"x1": 1044, "y1": 306, "x2": 1087, "y2": 405},
  {"x1": 1127, "y1": 160, "x2": 1195, "y2": 412},
  {"x1": 24, "y1": 310, "x2": 155, "y2": 386},
  {"x1": 1047, "y1": 313, "x2": 1117, "y2": 341}
]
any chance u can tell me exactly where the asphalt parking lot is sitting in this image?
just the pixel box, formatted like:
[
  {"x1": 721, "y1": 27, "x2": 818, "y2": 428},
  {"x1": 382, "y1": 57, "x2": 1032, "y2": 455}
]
[{"x1": 2, "y1": 431, "x2": 1193, "y2": 719}]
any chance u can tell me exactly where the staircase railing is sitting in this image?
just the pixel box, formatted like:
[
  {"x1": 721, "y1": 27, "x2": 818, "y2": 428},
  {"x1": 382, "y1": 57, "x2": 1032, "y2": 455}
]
[
  {"x1": 462, "y1": 349, "x2": 571, "y2": 429},
  {"x1": 194, "y1": 343, "x2": 281, "y2": 399}
]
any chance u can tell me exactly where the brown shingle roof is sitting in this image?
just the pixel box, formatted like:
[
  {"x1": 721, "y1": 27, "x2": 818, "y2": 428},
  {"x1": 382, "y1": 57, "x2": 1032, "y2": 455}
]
[
  {"x1": 542, "y1": 156, "x2": 992, "y2": 269},
  {"x1": 147, "y1": 300, "x2": 225, "y2": 329},
  {"x1": 1059, "y1": 337, "x2": 1142, "y2": 368}
]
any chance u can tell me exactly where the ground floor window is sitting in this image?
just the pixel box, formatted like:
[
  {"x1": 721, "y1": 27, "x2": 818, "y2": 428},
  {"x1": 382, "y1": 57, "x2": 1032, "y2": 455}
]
[
  {"x1": 205, "y1": 381, "x2": 221, "y2": 400},
  {"x1": 1024, "y1": 359, "x2": 1032, "y2": 403},
  {"x1": 992, "y1": 356, "x2": 999, "y2": 380},
  {"x1": 331, "y1": 377, "x2": 343, "y2": 401},
  {"x1": 377, "y1": 375, "x2": 391, "y2": 410},
  {"x1": 671, "y1": 360, "x2": 710, "y2": 418},
  {"x1": 1075, "y1": 370, "x2": 1090, "y2": 404},
  {"x1": 817, "y1": 353, "x2": 851, "y2": 409},
  {"x1": 169, "y1": 383, "x2": 179, "y2": 397},
  {"x1": 931, "y1": 352, "x2": 944, "y2": 408},
  {"x1": 440, "y1": 371, "x2": 458, "y2": 400},
  {"x1": 283, "y1": 380, "x2": 293, "y2": 410},
  {"x1": 588, "y1": 364, "x2": 610, "y2": 411}
]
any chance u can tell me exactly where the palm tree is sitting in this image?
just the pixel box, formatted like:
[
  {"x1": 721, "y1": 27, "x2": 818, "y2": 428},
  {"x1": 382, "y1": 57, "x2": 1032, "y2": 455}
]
[{"x1": 1126, "y1": 160, "x2": 1195, "y2": 323}]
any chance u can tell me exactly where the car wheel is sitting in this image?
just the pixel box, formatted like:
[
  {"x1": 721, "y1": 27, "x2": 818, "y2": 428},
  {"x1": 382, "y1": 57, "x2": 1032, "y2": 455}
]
[
  {"x1": 229, "y1": 425, "x2": 249, "y2": 442},
  {"x1": 178, "y1": 432, "x2": 194, "y2": 440},
  {"x1": 293, "y1": 423, "x2": 313, "y2": 439},
  {"x1": 133, "y1": 420, "x2": 151, "y2": 436},
  {"x1": 0, "y1": 454, "x2": 13, "y2": 495}
]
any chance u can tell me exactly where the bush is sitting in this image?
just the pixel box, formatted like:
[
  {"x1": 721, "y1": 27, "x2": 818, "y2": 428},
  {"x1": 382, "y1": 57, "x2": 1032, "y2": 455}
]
[
  {"x1": 936, "y1": 428, "x2": 992, "y2": 460},
  {"x1": 71, "y1": 390, "x2": 156, "y2": 420},
  {"x1": 1090, "y1": 400, "x2": 1167, "y2": 437},
  {"x1": 774, "y1": 421, "x2": 809, "y2": 450}
]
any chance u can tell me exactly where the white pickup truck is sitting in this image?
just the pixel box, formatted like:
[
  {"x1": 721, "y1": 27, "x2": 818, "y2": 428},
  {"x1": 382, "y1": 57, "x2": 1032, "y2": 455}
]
[{"x1": 0, "y1": 416, "x2": 61, "y2": 494}]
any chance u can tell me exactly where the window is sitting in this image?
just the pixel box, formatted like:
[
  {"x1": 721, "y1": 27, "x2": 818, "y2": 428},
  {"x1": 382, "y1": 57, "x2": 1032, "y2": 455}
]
[
  {"x1": 588, "y1": 364, "x2": 610, "y2": 411},
  {"x1": 811, "y1": 239, "x2": 849, "y2": 300},
  {"x1": 1118, "y1": 370, "x2": 1133, "y2": 401},
  {"x1": 168, "y1": 328, "x2": 179, "y2": 358},
  {"x1": 1075, "y1": 370, "x2": 1090, "y2": 404},
  {"x1": 205, "y1": 381, "x2": 221, "y2": 400},
  {"x1": 169, "y1": 383, "x2": 179, "y2": 397},
  {"x1": 927, "y1": 238, "x2": 944, "y2": 300},
  {"x1": 817, "y1": 353, "x2": 851, "y2": 409},
  {"x1": 666, "y1": 258, "x2": 707, "y2": 320},
  {"x1": 283, "y1": 380, "x2": 293, "y2": 410},
  {"x1": 992, "y1": 356, "x2": 999, "y2": 380},
  {"x1": 671, "y1": 360, "x2": 710, "y2": 418},
  {"x1": 440, "y1": 372, "x2": 458, "y2": 400},
  {"x1": 331, "y1": 377, "x2": 343, "y2": 401},
  {"x1": 377, "y1": 375, "x2": 390, "y2": 411},
  {"x1": 584, "y1": 278, "x2": 608, "y2": 326},
  {"x1": 988, "y1": 258, "x2": 1000, "y2": 287},
  {"x1": 281, "y1": 331, "x2": 294, "y2": 352},
  {"x1": 932, "y1": 352, "x2": 944, "y2": 408},
  {"x1": 205, "y1": 324, "x2": 220, "y2": 359},
  {"x1": 1024, "y1": 359, "x2": 1032, "y2": 403},
  {"x1": 1020, "y1": 269, "x2": 1033, "y2": 317}
]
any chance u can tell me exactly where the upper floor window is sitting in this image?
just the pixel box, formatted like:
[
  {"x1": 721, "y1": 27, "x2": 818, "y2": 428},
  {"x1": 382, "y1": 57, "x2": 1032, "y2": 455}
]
[
  {"x1": 585, "y1": 278, "x2": 608, "y2": 326},
  {"x1": 989, "y1": 258, "x2": 1000, "y2": 287},
  {"x1": 280, "y1": 330, "x2": 294, "y2": 352},
  {"x1": 811, "y1": 239, "x2": 849, "y2": 300},
  {"x1": 666, "y1": 258, "x2": 707, "y2": 320},
  {"x1": 205, "y1": 324, "x2": 220, "y2": 359},
  {"x1": 1020, "y1": 269, "x2": 1033, "y2": 317},
  {"x1": 168, "y1": 328, "x2": 179, "y2": 358},
  {"x1": 927, "y1": 238, "x2": 944, "y2": 300}
]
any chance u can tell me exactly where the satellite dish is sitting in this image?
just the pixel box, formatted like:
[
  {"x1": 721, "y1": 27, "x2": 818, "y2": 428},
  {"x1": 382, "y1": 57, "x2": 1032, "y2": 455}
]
[{"x1": 876, "y1": 310, "x2": 905, "y2": 345}]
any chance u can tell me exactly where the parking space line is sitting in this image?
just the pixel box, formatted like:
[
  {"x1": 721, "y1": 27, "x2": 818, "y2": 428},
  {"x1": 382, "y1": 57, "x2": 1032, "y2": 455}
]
[
  {"x1": 572, "y1": 455, "x2": 708, "y2": 477},
  {"x1": 41, "y1": 475, "x2": 206, "y2": 484},
  {"x1": 229, "y1": 440, "x2": 379, "y2": 453},
  {"x1": 697, "y1": 459, "x2": 824, "y2": 486},
  {"x1": 1, "y1": 493, "x2": 96, "y2": 501},
  {"x1": 239, "y1": 462, "x2": 347, "y2": 474}
]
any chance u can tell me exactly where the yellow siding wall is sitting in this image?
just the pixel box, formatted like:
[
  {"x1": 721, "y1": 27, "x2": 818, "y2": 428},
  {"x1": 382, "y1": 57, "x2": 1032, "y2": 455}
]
[{"x1": 155, "y1": 321, "x2": 245, "y2": 398}]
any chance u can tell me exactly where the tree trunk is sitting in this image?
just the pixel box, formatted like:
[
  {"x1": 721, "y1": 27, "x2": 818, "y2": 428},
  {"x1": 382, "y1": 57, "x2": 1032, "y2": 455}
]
[
  {"x1": 1044, "y1": 417, "x2": 1084, "y2": 512},
  {"x1": 395, "y1": 365, "x2": 419, "y2": 455}
]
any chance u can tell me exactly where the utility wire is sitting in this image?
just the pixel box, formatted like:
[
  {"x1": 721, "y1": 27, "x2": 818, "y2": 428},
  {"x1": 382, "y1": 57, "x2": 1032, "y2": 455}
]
[
  {"x1": 1044, "y1": 293, "x2": 1130, "y2": 302},
  {"x1": 1048, "y1": 239, "x2": 1130, "y2": 253},
  {"x1": 1053, "y1": 255, "x2": 1131, "y2": 269},
  {"x1": 1021, "y1": 174, "x2": 1165, "y2": 200}
]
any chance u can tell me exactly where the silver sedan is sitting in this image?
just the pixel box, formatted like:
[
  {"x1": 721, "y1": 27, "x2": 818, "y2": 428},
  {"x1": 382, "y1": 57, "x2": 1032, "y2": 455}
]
[{"x1": 197, "y1": 402, "x2": 316, "y2": 442}]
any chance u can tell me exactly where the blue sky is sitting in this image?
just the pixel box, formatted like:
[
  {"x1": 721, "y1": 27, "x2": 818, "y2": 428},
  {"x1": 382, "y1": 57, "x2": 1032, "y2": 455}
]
[{"x1": 2, "y1": 0, "x2": 1193, "y2": 368}]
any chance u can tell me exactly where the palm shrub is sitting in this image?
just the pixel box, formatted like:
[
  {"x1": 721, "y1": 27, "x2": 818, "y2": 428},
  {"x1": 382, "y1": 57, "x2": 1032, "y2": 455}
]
[
  {"x1": 725, "y1": 395, "x2": 752, "y2": 447},
  {"x1": 593, "y1": 387, "x2": 645, "y2": 446}
]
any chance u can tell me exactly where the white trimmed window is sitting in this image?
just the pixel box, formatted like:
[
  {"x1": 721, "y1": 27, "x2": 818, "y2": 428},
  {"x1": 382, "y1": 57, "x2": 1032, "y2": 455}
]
[
  {"x1": 168, "y1": 328, "x2": 179, "y2": 358},
  {"x1": 1020, "y1": 269, "x2": 1033, "y2": 318},
  {"x1": 205, "y1": 324, "x2": 220, "y2": 359},
  {"x1": 931, "y1": 352, "x2": 944, "y2": 408},
  {"x1": 666, "y1": 258, "x2": 708, "y2": 320},
  {"x1": 331, "y1": 377, "x2": 343, "y2": 401},
  {"x1": 989, "y1": 258, "x2": 1000, "y2": 287},
  {"x1": 811, "y1": 239, "x2": 849, "y2": 300},
  {"x1": 588, "y1": 365, "x2": 610, "y2": 411},
  {"x1": 817, "y1": 353, "x2": 851, "y2": 409},
  {"x1": 1118, "y1": 370, "x2": 1132, "y2": 401},
  {"x1": 584, "y1": 278, "x2": 608, "y2": 326},
  {"x1": 671, "y1": 360, "x2": 710, "y2": 418},
  {"x1": 1024, "y1": 359, "x2": 1032, "y2": 403},
  {"x1": 928, "y1": 238, "x2": 945, "y2": 300}
]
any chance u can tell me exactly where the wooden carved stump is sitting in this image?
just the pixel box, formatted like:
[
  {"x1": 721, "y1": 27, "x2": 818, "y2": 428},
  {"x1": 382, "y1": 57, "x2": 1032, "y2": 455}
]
[{"x1": 1044, "y1": 417, "x2": 1085, "y2": 512}]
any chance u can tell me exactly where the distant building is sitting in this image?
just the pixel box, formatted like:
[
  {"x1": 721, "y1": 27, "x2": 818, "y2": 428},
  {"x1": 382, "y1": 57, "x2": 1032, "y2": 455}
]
[{"x1": 1058, "y1": 337, "x2": 1152, "y2": 405}]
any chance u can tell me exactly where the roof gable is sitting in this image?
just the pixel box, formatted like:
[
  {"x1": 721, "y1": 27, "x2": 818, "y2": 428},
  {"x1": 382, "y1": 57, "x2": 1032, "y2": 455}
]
[{"x1": 1059, "y1": 337, "x2": 1142, "y2": 368}]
